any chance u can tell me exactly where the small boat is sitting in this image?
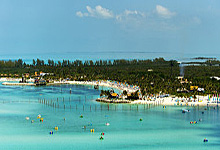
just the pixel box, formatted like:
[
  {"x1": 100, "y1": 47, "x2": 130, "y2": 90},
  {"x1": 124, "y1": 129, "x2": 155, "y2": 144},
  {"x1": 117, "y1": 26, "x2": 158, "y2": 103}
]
[
  {"x1": 204, "y1": 138, "x2": 208, "y2": 142},
  {"x1": 182, "y1": 109, "x2": 190, "y2": 113},
  {"x1": 37, "y1": 114, "x2": 41, "y2": 119},
  {"x1": 94, "y1": 85, "x2": 99, "y2": 89}
]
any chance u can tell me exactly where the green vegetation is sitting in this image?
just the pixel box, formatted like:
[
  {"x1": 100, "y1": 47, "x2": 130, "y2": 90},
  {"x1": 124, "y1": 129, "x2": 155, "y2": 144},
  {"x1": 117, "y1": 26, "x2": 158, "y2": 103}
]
[
  {"x1": 1, "y1": 58, "x2": 220, "y2": 97},
  {"x1": 100, "y1": 90, "x2": 111, "y2": 97}
]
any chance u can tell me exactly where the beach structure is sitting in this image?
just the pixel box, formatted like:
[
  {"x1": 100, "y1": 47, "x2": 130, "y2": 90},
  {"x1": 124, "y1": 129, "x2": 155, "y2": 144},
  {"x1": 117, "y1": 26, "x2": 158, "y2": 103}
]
[
  {"x1": 190, "y1": 86, "x2": 198, "y2": 91},
  {"x1": 190, "y1": 86, "x2": 205, "y2": 93},
  {"x1": 35, "y1": 79, "x2": 47, "y2": 86},
  {"x1": 24, "y1": 73, "x2": 29, "y2": 78},
  {"x1": 197, "y1": 88, "x2": 205, "y2": 92},
  {"x1": 210, "y1": 76, "x2": 220, "y2": 80},
  {"x1": 19, "y1": 74, "x2": 28, "y2": 83},
  {"x1": 110, "y1": 93, "x2": 118, "y2": 98},
  {"x1": 40, "y1": 72, "x2": 54, "y2": 76},
  {"x1": 177, "y1": 88, "x2": 189, "y2": 93},
  {"x1": 177, "y1": 76, "x2": 188, "y2": 84}
]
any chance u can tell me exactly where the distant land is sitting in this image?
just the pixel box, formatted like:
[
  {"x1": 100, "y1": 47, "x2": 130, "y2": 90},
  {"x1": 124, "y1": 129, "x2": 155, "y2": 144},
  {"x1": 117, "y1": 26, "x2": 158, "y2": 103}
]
[{"x1": 191, "y1": 57, "x2": 217, "y2": 60}]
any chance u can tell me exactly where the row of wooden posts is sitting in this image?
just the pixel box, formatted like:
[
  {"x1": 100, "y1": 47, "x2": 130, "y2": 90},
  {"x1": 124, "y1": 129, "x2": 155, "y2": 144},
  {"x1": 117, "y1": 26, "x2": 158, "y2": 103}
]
[
  {"x1": 0, "y1": 97, "x2": 163, "y2": 111},
  {"x1": 37, "y1": 97, "x2": 165, "y2": 111},
  {"x1": 1, "y1": 98, "x2": 218, "y2": 111}
]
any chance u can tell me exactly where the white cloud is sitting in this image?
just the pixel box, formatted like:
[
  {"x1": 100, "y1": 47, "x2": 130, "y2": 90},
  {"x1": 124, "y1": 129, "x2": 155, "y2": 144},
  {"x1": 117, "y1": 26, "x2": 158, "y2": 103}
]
[
  {"x1": 116, "y1": 10, "x2": 145, "y2": 21},
  {"x1": 76, "y1": 11, "x2": 83, "y2": 17},
  {"x1": 76, "y1": 5, "x2": 114, "y2": 19},
  {"x1": 94, "y1": 5, "x2": 114, "y2": 18},
  {"x1": 156, "y1": 5, "x2": 176, "y2": 19},
  {"x1": 76, "y1": 5, "x2": 200, "y2": 31},
  {"x1": 124, "y1": 10, "x2": 144, "y2": 16}
]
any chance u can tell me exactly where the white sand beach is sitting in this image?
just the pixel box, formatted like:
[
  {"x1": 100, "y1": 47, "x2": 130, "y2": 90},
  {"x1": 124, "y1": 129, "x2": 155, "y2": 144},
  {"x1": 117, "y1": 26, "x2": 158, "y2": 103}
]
[
  {"x1": 0, "y1": 78, "x2": 138, "y2": 93},
  {"x1": 131, "y1": 95, "x2": 220, "y2": 107},
  {"x1": 66, "y1": 80, "x2": 138, "y2": 93},
  {"x1": 1, "y1": 77, "x2": 219, "y2": 107}
]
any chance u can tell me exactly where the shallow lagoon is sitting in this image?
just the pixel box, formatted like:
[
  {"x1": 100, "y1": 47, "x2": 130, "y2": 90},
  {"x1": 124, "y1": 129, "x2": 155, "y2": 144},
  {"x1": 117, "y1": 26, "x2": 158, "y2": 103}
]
[{"x1": 0, "y1": 82, "x2": 220, "y2": 150}]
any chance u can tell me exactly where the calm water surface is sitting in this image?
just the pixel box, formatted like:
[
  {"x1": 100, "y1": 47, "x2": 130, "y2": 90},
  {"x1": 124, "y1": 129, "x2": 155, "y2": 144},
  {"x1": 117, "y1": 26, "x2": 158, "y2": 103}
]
[
  {"x1": 1, "y1": 51, "x2": 220, "y2": 64},
  {"x1": 0, "y1": 82, "x2": 220, "y2": 150}
]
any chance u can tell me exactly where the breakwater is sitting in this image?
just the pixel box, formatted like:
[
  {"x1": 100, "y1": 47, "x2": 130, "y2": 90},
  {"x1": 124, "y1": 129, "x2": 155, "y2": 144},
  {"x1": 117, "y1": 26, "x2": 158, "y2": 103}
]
[{"x1": 96, "y1": 98, "x2": 131, "y2": 103}]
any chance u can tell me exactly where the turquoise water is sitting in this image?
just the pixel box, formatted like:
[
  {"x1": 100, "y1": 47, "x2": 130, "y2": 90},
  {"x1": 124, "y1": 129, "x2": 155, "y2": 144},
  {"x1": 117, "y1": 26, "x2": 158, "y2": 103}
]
[{"x1": 0, "y1": 82, "x2": 220, "y2": 150}]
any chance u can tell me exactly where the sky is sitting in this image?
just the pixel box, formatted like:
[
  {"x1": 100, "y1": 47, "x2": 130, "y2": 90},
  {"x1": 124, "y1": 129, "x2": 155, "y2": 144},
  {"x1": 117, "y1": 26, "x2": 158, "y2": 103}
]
[{"x1": 0, "y1": 0, "x2": 220, "y2": 59}]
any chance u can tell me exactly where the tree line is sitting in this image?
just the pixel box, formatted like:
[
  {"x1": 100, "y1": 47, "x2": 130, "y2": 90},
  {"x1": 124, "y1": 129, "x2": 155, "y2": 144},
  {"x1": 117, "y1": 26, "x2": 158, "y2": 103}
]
[{"x1": 1, "y1": 58, "x2": 220, "y2": 97}]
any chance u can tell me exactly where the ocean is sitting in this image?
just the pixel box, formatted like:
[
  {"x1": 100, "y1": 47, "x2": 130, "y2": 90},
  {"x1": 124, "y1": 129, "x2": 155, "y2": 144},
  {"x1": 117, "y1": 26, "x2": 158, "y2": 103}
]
[
  {"x1": 0, "y1": 82, "x2": 220, "y2": 150},
  {"x1": 1, "y1": 51, "x2": 220, "y2": 64}
]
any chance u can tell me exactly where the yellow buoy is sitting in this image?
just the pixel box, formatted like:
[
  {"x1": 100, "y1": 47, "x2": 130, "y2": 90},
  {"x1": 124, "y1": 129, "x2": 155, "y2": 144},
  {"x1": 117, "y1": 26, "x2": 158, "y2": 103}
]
[
  {"x1": 55, "y1": 126, "x2": 58, "y2": 130},
  {"x1": 37, "y1": 114, "x2": 41, "y2": 119},
  {"x1": 90, "y1": 129, "x2": 94, "y2": 132}
]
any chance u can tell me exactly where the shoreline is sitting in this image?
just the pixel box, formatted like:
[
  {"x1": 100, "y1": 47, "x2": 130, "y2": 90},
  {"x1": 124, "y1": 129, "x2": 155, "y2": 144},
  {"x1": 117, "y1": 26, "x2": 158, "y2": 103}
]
[
  {"x1": 0, "y1": 78, "x2": 139, "y2": 93},
  {"x1": 96, "y1": 98, "x2": 131, "y2": 103},
  {"x1": 66, "y1": 80, "x2": 138, "y2": 93},
  {"x1": 1, "y1": 77, "x2": 218, "y2": 107},
  {"x1": 97, "y1": 96, "x2": 220, "y2": 107}
]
